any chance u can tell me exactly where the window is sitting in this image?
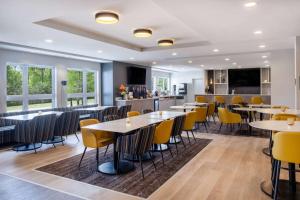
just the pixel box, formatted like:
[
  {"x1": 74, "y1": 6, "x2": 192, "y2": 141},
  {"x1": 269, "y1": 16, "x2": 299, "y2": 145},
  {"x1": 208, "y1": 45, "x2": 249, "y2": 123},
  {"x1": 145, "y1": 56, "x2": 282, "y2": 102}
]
[
  {"x1": 67, "y1": 69, "x2": 97, "y2": 107},
  {"x1": 6, "y1": 63, "x2": 55, "y2": 112},
  {"x1": 152, "y1": 76, "x2": 170, "y2": 92}
]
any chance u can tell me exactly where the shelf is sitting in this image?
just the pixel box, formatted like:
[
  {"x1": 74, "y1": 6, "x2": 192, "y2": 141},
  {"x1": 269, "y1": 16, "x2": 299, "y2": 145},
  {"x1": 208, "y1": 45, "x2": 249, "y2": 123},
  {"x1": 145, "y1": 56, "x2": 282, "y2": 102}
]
[{"x1": 214, "y1": 83, "x2": 228, "y2": 85}]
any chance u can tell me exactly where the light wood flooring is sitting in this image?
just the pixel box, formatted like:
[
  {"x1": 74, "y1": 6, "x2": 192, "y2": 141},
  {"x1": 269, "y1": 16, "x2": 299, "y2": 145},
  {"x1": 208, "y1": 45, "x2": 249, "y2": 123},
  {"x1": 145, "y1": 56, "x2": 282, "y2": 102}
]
[{"x1": 0, "y1": 131, "x2": 293, "y2": 200}]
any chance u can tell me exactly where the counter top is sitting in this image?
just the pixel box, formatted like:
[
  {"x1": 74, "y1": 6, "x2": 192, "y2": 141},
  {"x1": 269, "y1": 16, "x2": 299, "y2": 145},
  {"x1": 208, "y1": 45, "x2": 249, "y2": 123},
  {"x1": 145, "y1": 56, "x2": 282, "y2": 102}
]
[
  {"x1": 115, "y1": 97, "x2": 159, "y2": 102},
  {"x1": 195, "y1": 94, "x2": 271, "y2": 96}
]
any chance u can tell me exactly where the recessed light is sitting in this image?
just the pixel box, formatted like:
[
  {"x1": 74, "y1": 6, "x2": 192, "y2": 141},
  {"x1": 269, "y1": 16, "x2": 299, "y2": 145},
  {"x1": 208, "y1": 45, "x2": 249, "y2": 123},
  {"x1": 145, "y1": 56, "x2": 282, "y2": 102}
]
[
  {"x1": 213, "y1": 49, "x2": 219, "y2": 52},
  {"x1": 97, "y1": 50, "x2": 103, "y2": 53},
  {"x1": 264, "y1": 60, "x2": 269, "y2": 64},
  {"x1": 244, "y1": 2, "x2": 257, "y2": 8},
  {"x1": 172, "y1": 52, "x2": 177, "y2": 56},
  {"x1": 158, "y1": 39, "x2": 174, "y2": 47},
  {"x1": 44, "y1": 39, "x2": 53, "y2": 43},
  {"x1": 95, "y1": 11, "x2": 119, "y2": 24},
  {"x1": 238, "y1": 66, "x2": 242, "y2": 68},
  {"x1": 133, "y1": 28, "x2": 152, "y2": 38},
  {"x1": 152, "y1": 61, "x2": 157, "y2": 65},
  {"x1": 129, "y1": 57, "x2": 135, "y2": 60},
  {"x1": 232, "y1": 62, "x2": 237, "y2": 65},
  {"x1": 254, "y1": 30, "x2": 262, "y2": 35},
  {"x1": 225, "y1": 58, "x2": 230, "y2": 61},
  {"x1": 200, "y1": 64, "x2": 205, "y2": 67},
  {"x1": 262, "y1": 55, "x2": 268, "y2": 59},
  {"x1": 188, "y1": 60, "x2": 193, "y2": 64},
  {"x1": 259, "y1": 44, "x2": 266, "y2": 48}
]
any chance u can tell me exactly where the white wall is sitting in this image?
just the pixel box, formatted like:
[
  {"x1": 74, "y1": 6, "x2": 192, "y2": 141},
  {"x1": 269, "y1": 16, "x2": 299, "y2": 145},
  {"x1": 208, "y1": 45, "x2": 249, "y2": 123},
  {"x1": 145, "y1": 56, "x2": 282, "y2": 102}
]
[
  {"x1": 271, "y1": 49, "x2": 295, "y2": 108},
  {"x1": 171, "y1": 70, "x2": 205, "y2": 102},
  {"x1": 295, "y1": 37, "x2": 300, "y2": 109},
  {"x1": 0, "y1": 49, "x2": 101, "y2": 112}
]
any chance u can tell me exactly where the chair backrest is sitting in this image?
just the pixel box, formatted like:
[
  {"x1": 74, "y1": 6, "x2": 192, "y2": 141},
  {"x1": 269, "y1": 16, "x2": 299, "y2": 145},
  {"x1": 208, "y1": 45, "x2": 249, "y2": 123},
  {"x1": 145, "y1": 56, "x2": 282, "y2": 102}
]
[
  {"x1": 272, "y1": 105, "x2": 289, "y2": 109},
  {"x1": 250, "y1": 96, "x2": 263, "y2": 104},
  {"x1": 14, "y1": 117, "x2": 39, "y2": 143},
  {"x1": 183, "y1": 111, "x2": 197, "y2": 130},
  {"x1": 194, "y1": 107, "x2": 207, "y2": 122},
  {"x1": 196, "y1": 96, "x2": 207, "y2": 103},
  {"x1": 104, "y1": 114, "x2": 119, "y2": 122},
  {"x1": 273, "y1": 132, "x2": 300, "y2": 164},
  {"x1": 272, "y1": 113, "x2": 297, "y2": 120},
  {"x1": 231, "y1": 96, "x2": 243, "y2": 104},
  {"x1": 117, "y1": 105, "x2": 132, "y2": 119},
  {"x1": 35, "y1": 114, "x2": 57, "y2": 143},
  {"x1": 207, "y1": 103, "x2": 215, "y2": 116},
  {"x1": 154, "y1": 119, "x2": 174, "y2": 144},
  {"x1": 143, "y1": 109, "x2": 153, "y2": 114},
  {"x1": 54, "y1": 111, "x2": 80, "y2": 137},
  {"x1": 80, "y1": 119, "x2": 100, "y2": 148},
  {"x1": 218, "y1": 108, "x2": 230, "y2": 123},
  {"x1": 116, "y1": 124, "x2": 156, "y2": 155},
  {"x1": 127, "y1": 111, "x2": 140, "y2": 117},
  {"x1": 215, "y1": 96, "x2": 225, "y2": 104},
  {"x1": 102, "y1": 106, "x2": 118, "y2": 121},
  {"x1": 172, "y1": 115, "x2": 186, "y2": 137}
]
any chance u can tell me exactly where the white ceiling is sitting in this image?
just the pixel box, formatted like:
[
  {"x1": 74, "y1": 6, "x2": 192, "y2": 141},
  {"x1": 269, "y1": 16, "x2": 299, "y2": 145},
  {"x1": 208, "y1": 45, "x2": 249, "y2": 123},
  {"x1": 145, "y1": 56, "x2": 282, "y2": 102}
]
[{"x1": 0, "y1": 0, "x2": 299, "y2": 71}]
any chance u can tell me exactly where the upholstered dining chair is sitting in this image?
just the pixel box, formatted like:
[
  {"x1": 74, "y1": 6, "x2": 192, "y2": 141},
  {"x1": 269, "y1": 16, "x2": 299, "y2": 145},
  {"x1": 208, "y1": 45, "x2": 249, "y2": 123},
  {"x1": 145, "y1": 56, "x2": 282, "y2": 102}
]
[
  {"x1": 170, "y1": 115, "x2": 186, "y2": 154},
  {"x1": 116, "y1": 124, "x2": 157, "y2": 179},
  {"x1": 182, "y1": 111, "x2": 198, "y2": 143},
  {"x1": 101, "y1": 106, "x2": 118, "y2": 121},
  {"x1": 54, "y1": 111, "x2": 80, "y2": 142},
  {"x1": 215, "y1": 96, "x2": 225, "y2": 105},
  {"x1": 117, "y1": 105, "x2": 132, "y2": 119},
  {"x1": 231, "y1": 95, "x2": 244, "y2": 105},
  {"x1": 196, "y1": 96, "x2": 208, "y2": 103},
  {"x1": 194, "y1": 107, "x2": 208, "y2": 132},
  {"x1": 250, "y1": 96, "x2": 263, "y2": 104},
  {"x1": 153, "y1": 119, "x2": 175, "y2": 165},
  {"x1": 218, "y1": 108, "x2": 242, "y2": 132},
  {"x1": 143, "y1": 109, "x2": 153, "y2": 114},
  {"x1": 127, "y1": 111, "x2": 140, "y2": 117},
  {"x1": 104, "y1": 114, "x2": 119, "y2": 122},
  {"x1": 79, "y1": 119, "x2": 114, "y2": 168}
]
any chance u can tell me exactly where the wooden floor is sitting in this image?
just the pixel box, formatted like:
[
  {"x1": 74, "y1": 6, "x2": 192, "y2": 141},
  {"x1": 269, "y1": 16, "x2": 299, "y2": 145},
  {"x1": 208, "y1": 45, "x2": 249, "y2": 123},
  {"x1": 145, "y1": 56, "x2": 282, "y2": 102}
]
[{"x1": 0, "y1": 131, "x2": 292, "y2": 200}]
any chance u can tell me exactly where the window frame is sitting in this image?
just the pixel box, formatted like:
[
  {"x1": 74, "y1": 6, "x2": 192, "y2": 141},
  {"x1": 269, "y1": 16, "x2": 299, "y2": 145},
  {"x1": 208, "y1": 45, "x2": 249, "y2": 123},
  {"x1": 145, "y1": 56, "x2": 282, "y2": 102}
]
[
  {"x1": 152, "y1": 76, "x2": 170, "y2": 92},
  {"x1": 6, "y1": 62, "x2": 56, "y2": 112}
]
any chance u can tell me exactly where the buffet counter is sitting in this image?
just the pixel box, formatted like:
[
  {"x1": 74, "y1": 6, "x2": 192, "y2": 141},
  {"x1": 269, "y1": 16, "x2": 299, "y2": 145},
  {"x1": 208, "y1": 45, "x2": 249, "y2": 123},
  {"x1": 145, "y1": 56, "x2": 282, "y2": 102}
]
[{"x1": 194, "y1": 94, "x2": 271, "y2": 104}]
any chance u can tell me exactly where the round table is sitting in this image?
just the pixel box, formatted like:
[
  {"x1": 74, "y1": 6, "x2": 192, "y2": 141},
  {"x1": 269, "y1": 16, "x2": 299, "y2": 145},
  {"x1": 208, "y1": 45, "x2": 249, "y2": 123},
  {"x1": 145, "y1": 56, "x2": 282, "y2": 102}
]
[
  {"x1": 255, "y1": 108, "x2": 300, "y2": 116},
  {"x1": 247, "y1": 104, "x2": 271, "y2": 108},
  {"x1": 250, "y1": 120, "x2": 300, "y2": 199},
  {"x1": 170, "y1": 105, "x2": 198, "y2": 112},
  {"x1": 233, "y1": 107, "x2": 258, "y2": 133}
]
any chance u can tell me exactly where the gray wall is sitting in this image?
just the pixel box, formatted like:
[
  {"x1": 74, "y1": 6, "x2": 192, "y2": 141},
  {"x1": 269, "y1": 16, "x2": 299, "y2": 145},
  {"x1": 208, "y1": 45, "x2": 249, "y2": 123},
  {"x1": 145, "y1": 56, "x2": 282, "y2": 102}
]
[
  {"x1": 101, "y1": 62, "x2": 114, "y2": 106},
  {"x1": 0, "y1": 48, "x2": 101, "y2": 112}
]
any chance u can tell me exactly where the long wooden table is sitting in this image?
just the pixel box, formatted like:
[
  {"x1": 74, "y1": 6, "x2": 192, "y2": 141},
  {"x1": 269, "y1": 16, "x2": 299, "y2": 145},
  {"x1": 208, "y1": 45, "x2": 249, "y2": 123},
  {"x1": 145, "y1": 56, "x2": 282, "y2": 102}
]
[{"x1": 82, "y1": 111, "x2": 185, "y2": 175}]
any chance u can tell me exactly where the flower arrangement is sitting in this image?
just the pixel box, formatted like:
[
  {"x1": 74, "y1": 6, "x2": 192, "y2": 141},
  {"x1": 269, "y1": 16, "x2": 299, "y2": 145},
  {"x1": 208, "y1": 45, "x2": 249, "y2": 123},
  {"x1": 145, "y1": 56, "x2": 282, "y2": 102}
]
[{"x1": 119, "y1": 84, "x2": 127, "y2": 97}]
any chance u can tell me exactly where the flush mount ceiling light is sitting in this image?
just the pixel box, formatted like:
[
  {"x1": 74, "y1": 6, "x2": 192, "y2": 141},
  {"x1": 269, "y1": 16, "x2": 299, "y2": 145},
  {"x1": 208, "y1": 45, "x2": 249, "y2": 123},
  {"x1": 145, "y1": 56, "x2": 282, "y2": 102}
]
[
  {"x1": 244, "y1": 2, "x2": 257, "y2": 8},
  {"x1": 95, "y1": 11, "x2": 119, "y2": 24},
  {"x1": 133, "y1": 28, "x2": 152, "y2": 38},
  {"x1": 158, "y1": 39, "x2": 174, "y2": 47}
]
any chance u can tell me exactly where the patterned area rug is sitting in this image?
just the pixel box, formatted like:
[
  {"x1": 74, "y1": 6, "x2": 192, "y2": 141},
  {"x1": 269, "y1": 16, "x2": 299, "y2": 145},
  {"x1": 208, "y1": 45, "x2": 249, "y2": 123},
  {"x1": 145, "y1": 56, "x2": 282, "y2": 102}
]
[{"x1": 37, "y1": 138, "x2": 211, "y2": 198}]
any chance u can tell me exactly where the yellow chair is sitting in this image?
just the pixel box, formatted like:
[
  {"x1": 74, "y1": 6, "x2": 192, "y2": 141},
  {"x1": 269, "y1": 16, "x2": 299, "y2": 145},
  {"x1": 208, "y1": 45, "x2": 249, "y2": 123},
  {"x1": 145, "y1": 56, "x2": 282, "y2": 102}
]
[
  {"x1": 272, "y1": 132, "x2": 300, "y2": 199},
  {"x1": 272, "y1": 113, "x2": 297, "y2": 121},
  {"x1": 153, "y1": 119, "x2": 175, "y2": 165},
  {"x1": 79, "y1": 119, "x2": 114, "y2": 167},
  {"x1": 127, "y1": 111, "x2": 140, "y2": 117},
  {"x1": 218, "y1": 108, "x2": 242, "y2": 132},
  {"x1": 182, "y1": 111, "x2": 198, "y2": 143},
  {"x1": 215, "y1": 96, "x2": 225, "y2": 104},
  {"x1": 250, "y1": 96, "x2": 263, "y2": 104},
  {"x1": 207, "y1": 103, "x2": 216, "y2": 123},
  {"x1": 196, "y1": 96, "x2": 208, "y2": 103},
  {"x1": 194, "y1": 107, "x2": 208, "y2": 132},
  {"x1": 231, "y1": 95, "x2": 244, "y2": 105}
]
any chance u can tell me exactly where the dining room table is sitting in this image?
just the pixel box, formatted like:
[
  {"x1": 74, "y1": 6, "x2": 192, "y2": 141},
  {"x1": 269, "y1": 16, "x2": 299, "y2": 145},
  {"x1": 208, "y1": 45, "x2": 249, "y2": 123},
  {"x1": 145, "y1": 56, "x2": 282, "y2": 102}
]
[
  {"x1": 255, "y1": 108, "x2": 300, "y2": 116},
  {"x1": 170, "y1": 105, "x2": 198, "y2": 112},
  {"x1": 183, "y1": 102, "x2": 208, "y2": 107},
  {"x1": 82, "y1": 114, "x2": 164, "y2": 175},
  {"x1": 249, "y1": 120, "x2": 300, "y2": 199},
  {"x1": 74, "y1": 106, "x2": 111, "y2": 112},
  {"x1": 233, "y1": 107, "x2": 258, "y2": 133}
]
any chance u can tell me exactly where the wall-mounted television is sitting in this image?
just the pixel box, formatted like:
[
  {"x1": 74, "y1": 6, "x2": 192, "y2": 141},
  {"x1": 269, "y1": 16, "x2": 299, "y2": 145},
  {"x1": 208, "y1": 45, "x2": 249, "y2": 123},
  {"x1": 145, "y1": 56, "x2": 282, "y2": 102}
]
[
  {"x1": 127, "y1": 66, "x2": 146, "y2": 85},
  {"x1": 228, "y1": 68, "x2": 261, "y2": 94}
]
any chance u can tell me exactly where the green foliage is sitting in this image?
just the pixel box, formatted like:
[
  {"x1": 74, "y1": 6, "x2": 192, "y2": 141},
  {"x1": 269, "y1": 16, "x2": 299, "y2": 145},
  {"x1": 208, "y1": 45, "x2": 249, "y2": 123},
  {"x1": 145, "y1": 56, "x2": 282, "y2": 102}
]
[
  {"x1": 28, "y1": 67, "x2": 52, "y2": 94},
  {"x1": 7, "y1": 65, "x2": 22, "y2": 95},
  {"x1": 87, "y1": 72, "x2": 95, "y2": 93},
  {"x1": 67, "y1": 70, "x2": 83, "y2": 93}
]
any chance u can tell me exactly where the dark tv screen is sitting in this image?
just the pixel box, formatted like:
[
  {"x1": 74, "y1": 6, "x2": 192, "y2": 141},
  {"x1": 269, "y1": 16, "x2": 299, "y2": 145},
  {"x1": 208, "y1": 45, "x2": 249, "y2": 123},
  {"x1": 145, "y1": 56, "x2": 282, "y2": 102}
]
[
  {"x1": 127, "y1": 67, "x2": 146, "y2": 85},
  {"x1": 228, "y1": 68, "x2": 260, "y2": 87}
]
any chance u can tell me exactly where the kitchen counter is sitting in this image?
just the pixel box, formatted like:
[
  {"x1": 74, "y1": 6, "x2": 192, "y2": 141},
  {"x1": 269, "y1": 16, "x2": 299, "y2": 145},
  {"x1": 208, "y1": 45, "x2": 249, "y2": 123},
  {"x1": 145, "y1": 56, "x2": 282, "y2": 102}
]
[{"x1": 194, "y1": 94, "x2": 271, "y2": 104}]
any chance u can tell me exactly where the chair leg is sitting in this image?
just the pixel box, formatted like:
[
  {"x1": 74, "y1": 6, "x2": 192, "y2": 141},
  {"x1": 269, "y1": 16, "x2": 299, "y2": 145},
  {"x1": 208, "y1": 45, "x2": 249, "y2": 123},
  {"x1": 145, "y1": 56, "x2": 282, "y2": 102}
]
[
  {"x1": 104, "y1": 144, "x2": 109, "y2": 156},
  {"x1": 179, "y1": 134, "x2": 186, "y2": 149},
  {"x1": 167, "y1": 143, "x2": 173, "y2": 158},
  {"x1": 33, "y1": 143, "x2": 37, "y2": 154},
  {"x1": 148, "y1": 152, "x2": 156, "y2": 170},
  {"x1": 173, "y1": 136, "x2": 179, "y2": 154},
  {"x1": 273, "y1": 160, "x2": 281, "y2": 200},
  {"x1": 75, "y1": 133, "x2": 80, "y2": 141},
  {"x1": 203, "y1": 122, "x2": 208, "y2": 133},
  {"x1": 160, "y1": 144, "x2": 165, "y2": 165},
  {"x1": 61, "y1": 136, "x2": 64, "y2": 146},
  {"x1": 139, "y1": 156, "x2": 144, "y2": 179},
  {"x1": 52, "y1": 143, "x2": 56, "y2": 148},
  {"x1": 96, "y1": 148, "x2": 99, "y2": 168},
  {"x1": 78, "y1": 147, "x2": 87, "y2": 167},
  {"x1": 191, "y1": 130, "x2": 196, "y2": 142},
  {"x1": 218, "y1": 123, "x2": 223, "y2": 133},
  {"x1": 186, "y1": 131, "x2": 191, "y2": 143}
]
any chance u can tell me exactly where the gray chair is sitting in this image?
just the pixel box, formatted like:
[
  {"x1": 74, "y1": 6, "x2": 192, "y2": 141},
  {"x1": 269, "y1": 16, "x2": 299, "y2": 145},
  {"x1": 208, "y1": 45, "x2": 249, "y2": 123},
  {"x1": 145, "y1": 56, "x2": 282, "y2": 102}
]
[
  {"x1": 101, "y1": 106, "x2": 118, "y2": 121},
  {"x1": 116, "y1": 124, "x2": 157, "y2": 179},
  {"x1": 170, "y1": 115, "x2": 186, "y2": 154},
  {"x1": 104, "y1": 114, "x2": 119, "y2": 122},
  {"x1": 143, "y1": 109, "x2": 153, "y2": 114},
  {"x1": 54, "y1": 111, "x2": 80, "y2": 142},
  {"x1": 117, "y1": 105, "x2": 132, "y2": 119}
]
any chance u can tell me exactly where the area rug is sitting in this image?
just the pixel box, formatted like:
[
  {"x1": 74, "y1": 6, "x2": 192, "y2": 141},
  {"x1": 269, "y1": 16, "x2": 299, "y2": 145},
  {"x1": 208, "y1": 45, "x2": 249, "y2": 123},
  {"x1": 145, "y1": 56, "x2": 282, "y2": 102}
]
[{"x1": 37, "y1": 138, "x2": 211, "y2": 198}]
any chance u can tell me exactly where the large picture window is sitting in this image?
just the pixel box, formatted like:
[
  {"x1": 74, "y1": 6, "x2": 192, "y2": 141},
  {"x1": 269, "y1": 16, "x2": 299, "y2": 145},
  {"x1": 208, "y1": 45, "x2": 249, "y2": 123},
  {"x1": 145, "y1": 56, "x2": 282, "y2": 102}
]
[
  {"x1": 67, "y1": 69, "x2": 97, "y2": 107},
  {"x1": 152, "y1": 76, "x2": 170, "y2": 93},
  {"x1": 6, "y1": 63, "x2": 55, "y2": 112}
]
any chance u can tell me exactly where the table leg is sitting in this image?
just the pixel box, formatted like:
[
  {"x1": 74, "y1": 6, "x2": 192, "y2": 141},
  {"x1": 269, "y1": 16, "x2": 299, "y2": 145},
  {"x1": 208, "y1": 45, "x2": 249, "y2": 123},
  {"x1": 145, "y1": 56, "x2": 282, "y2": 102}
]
[
  {"x1": 260, "y1": 113, "x2": 263, "y2": 121},
  {"x1": 289, "y1": 163, "x2": 296, "y2": 193}
]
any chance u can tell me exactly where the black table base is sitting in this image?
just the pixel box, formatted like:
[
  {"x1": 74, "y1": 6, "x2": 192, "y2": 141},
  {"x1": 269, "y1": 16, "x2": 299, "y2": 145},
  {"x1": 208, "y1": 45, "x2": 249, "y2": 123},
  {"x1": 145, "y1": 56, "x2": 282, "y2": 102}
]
[
  {"x1": 98, "y1": 160, "x2": 135, "y2": 175},
  {"x1": 42, "y1": 136, "x2": 65, "y2": 145},
  {"x1": 260, "y1": 180, "x2": 300, "y2": 199},
  {"x1": 13, "y1": 143, "x2": 42, "y2": 152}
]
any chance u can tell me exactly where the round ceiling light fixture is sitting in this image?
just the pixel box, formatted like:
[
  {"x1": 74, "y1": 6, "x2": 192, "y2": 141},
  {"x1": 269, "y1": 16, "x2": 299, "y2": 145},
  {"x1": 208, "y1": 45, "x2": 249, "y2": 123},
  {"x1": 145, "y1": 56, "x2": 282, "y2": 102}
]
[
  {"x1": 133, "y1": 28, "x2": 152, "y2": 38},
  {"x1": 158, "y1": 39, "x2": 174, "y2": 47},
  {"x1": 95, "y1": 11, "x2": 119, "y2": 24}
]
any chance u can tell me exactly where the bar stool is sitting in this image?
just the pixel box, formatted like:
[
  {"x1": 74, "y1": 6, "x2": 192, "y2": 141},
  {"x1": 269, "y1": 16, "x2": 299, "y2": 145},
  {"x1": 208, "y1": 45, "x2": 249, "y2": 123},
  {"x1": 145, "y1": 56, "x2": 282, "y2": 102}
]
[{"x1": 272, "y1": 132, "x2": 300, "y2": 199}]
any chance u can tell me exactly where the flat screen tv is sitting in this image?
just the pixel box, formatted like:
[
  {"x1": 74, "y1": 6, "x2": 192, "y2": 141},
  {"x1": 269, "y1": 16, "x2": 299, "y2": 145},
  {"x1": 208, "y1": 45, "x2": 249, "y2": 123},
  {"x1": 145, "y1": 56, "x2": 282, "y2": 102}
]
[
  {"x1": 228, "y1": 68, "x2": 261, "y2": 94},
  {"x1": 127, "y1": 66, "x2": 146, "y2": 85}
]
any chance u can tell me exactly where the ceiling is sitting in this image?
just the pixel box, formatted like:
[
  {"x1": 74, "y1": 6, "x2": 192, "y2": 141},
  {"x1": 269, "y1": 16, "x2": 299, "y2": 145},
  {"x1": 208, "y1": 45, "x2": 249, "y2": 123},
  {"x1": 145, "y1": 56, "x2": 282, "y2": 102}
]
[{"x1": 0, "y1": 0, "x2": 299, "y2": 71}]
